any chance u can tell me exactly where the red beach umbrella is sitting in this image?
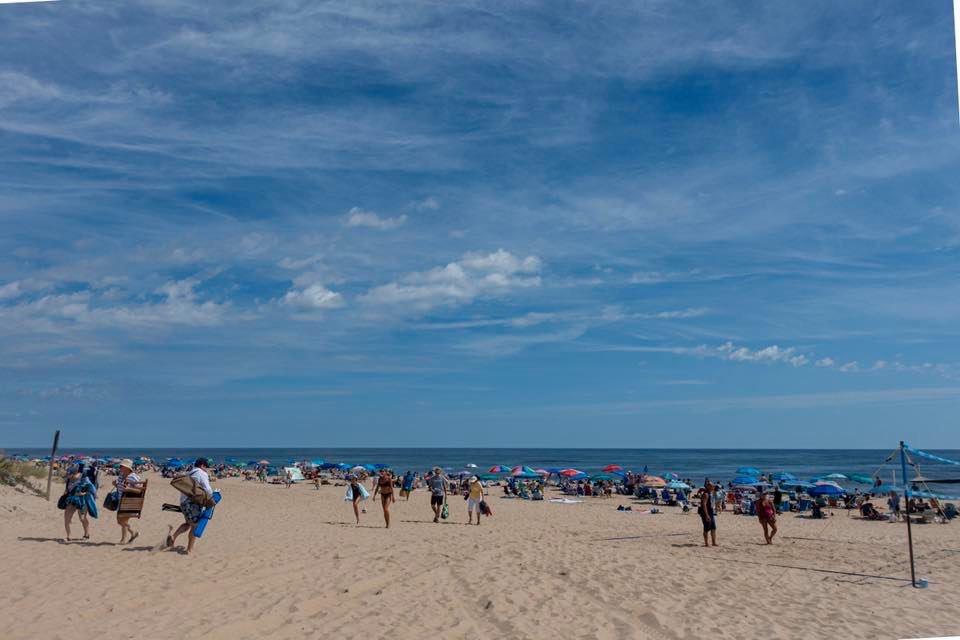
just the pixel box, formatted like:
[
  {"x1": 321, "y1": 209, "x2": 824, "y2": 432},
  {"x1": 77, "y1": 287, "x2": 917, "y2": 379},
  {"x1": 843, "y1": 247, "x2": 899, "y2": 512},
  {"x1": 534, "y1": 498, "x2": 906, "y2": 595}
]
[
  {"x1": 560, "y1": 468, "x2": 583, "y2": 477},
  {"x1": 602, "y1": 464, "x2": 623, "y2": 472}
]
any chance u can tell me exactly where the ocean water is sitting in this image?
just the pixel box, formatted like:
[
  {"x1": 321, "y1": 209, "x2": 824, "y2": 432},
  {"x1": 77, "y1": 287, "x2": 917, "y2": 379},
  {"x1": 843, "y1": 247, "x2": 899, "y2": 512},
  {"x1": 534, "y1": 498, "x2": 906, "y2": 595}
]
[{"x1": 8, "y1": 447, "x2": 960, "y2": 484}]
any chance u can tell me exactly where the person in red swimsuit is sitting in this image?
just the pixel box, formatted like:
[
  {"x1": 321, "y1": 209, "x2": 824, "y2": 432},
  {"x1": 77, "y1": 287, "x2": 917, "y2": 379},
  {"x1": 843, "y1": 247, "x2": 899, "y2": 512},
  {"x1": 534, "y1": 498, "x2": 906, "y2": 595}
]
[{"x1": 757, "y1": 491, "x2": 778, "y2": 544}]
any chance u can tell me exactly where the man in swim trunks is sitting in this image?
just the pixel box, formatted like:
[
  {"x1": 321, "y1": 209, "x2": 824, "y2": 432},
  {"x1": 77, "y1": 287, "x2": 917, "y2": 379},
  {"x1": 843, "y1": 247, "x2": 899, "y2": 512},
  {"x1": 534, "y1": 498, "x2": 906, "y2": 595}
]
[
  {"x1": 371, "y1": 468, "x2": 396, "y2": 528},
  {"x1": 697, "y1": 482, "x2": 718, "y2": 547},
  {"x1": 427, "y1": 467, "x2": 447, "y2": 523}
]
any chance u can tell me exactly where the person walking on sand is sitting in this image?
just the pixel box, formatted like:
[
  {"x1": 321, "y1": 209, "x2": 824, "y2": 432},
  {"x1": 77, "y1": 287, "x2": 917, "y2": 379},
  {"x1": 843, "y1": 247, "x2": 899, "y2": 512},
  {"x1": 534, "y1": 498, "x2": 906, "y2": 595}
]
[
  {"x1": 466, "y1": 476, "x2": 485, "y2": 526},
  {"x1": 345, "y1": 474, "x2": 368, "y2": 525},
  {"x1": 757, "y1": 490, "x2": 778, "y2": 544},
  {"x1": 115, "y1": 459, "x2": 144, "y2": 544},
  {"x1": 401, "y1": 470, "x2": 415, "y2": 500},
  {"x1": 427, "y1": 467, "x2": 447, "y2": 523},
  {"x1": 167, "y1": 458, "x2": 213, "y2": 555},
  {"x1": 62, "y1": 463, "x2": 98, "y2": 541},
  {"x1": 697, "y1": 482, "x2": 718, "y2": 547},
  {"x1": 371, "y1": 468, "x2": 396, "y2": 528}
]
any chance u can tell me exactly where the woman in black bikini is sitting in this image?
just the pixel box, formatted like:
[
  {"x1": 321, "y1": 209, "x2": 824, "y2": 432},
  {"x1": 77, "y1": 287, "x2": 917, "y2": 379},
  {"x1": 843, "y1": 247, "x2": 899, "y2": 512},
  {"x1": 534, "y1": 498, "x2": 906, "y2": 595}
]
[
  {"x1": 348, "y1": 474, "x2": 364, "y2": 525},
  {"x1": 372, "y1": 469, "x2": 396, "y2": 528}
]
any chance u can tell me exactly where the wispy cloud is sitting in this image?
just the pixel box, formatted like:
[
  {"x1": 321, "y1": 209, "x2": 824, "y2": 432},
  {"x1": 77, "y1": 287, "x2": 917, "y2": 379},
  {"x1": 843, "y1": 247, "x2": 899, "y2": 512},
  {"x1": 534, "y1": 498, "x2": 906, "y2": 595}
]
[{"x1": 344, "y1": 207, "x2": 407, "y2": 230}]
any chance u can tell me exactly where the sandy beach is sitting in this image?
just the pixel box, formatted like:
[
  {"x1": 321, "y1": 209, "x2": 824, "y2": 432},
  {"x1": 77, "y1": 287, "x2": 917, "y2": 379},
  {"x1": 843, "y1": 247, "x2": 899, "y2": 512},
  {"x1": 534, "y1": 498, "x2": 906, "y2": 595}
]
[{"x1": 1, "y1": 474, "x2": 958, "y2": 640}]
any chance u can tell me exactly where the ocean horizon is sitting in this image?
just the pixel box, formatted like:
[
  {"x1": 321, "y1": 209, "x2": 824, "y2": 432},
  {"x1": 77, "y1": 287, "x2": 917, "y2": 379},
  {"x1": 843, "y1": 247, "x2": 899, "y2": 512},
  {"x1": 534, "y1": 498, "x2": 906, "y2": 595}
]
[{"x1": 8, "y1": 446, "x2": 959, "y2": 485}]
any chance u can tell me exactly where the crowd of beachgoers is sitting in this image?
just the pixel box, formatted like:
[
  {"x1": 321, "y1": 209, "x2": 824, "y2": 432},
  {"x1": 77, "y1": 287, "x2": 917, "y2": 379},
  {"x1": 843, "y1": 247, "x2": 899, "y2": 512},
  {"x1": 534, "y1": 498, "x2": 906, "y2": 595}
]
[{"x1": 6, "y1": 452, "x2": 955, "y2": 556}]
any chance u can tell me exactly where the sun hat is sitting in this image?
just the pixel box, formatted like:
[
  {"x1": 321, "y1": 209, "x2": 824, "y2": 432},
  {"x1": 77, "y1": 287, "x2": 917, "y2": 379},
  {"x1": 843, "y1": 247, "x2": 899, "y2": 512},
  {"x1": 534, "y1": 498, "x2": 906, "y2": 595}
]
[
  {"x1": 470, "y1": 475, "x2": 479, "y2": 483},
  {"x1": 119, "y1": 459, "x2": 134, "y2": 470}
]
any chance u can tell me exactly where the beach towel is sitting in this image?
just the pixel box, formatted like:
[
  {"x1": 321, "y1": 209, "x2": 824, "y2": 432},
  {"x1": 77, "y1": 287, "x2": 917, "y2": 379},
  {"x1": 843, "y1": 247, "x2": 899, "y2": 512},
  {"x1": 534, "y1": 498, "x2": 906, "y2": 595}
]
[
  {"x1": 549, "y1": 498, "x2": 583, "y2": 504},
  {"x1": 344, "y1": 484, "x2": 370, "y2": 501},
  {"x1": 170, "y1": 476, "x2": 216, "y2": 507}
]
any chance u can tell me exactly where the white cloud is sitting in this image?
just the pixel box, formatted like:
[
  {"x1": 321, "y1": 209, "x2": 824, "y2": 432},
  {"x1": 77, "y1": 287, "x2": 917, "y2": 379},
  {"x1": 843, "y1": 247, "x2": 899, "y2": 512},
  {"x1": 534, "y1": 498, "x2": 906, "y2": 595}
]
[
  {"x1": 717, "y1": 342, "x2": 808, "y2": 367},
  {"x1": 0, "y1": 281, "x2": 22, "y2": 301},
  {"x1": 815, "y1": 357, "x2": 835, "y2": 367},
  {"x1": 344, "y1": 207, "x2": 407, "y2": 230},
  {"x1": 281, "y1": 283, "x2": 344, "y2": 311},
  {"x1": 839, "y1": 361, "x2": 860, "y2": 372},
  {"x1": 362, "y1": 249, "x2": 542, "y2": 312}
]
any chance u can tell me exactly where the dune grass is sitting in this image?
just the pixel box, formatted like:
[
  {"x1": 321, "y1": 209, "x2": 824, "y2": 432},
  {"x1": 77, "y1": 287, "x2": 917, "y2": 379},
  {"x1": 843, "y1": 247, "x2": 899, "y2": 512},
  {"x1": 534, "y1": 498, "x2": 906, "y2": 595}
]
[{"x1": 0, "y1": 455, "x2": 47, "y2": 496}]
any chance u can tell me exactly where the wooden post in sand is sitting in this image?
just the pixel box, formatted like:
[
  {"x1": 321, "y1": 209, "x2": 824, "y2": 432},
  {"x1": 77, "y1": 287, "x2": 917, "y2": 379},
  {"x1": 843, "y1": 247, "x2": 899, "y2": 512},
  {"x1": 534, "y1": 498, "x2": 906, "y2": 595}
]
[
  {"x1": 45, "y1": 429, "x2": 60, "y2": 501},
  {"x1": 899, "y1": 441, "x2": 917, "y2": 588}
]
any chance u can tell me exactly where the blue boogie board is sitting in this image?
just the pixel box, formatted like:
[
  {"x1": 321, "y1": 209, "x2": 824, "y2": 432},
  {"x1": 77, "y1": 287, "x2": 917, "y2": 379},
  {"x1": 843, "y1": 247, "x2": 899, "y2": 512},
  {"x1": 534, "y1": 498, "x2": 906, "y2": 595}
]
[{"x1": 193, "y1": 491, "x2": 221, "y2": 538}]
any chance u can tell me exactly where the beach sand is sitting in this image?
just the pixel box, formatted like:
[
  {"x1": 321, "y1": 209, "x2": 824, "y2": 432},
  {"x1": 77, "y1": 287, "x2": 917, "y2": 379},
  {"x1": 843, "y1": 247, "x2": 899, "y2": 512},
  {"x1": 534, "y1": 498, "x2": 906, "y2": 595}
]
[{"x1": 1, "y1": 474, "x2": 957, "y2": 640}]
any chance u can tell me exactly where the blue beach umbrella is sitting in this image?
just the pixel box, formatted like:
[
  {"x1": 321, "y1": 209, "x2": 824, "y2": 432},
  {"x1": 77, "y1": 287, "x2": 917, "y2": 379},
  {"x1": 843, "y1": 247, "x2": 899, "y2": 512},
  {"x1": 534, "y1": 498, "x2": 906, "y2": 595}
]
[
  {"x1": 667, "y1": 480, "x2": 691, "y2": 490},
  {"x1": 590, "y1": 473, "x2": 617, "y2": 481},
  {"x1": 310, "y1": 459, "x2": 325, "y2": 466},
  {"x1": 824, "y1": 473, "x2": 847, "y2": 480},
  {"x1": 809, "y1": 482, "x2": 844, "y2": 496},
  {"x1": 772, "y1": 472, "x2": 796, "y2": 482},
  {"x1": 846, "y1": 473, "x2": 873, "y2": 484},
  {"x1": 737, "y1": 467, "x2": 762, "y2": 477},
  {"x1": 661, "y1": 472, "x2": 680, "y2": 480},
  {"x1": 732, "y1": 475, "x2": 761, "y2": 486}
]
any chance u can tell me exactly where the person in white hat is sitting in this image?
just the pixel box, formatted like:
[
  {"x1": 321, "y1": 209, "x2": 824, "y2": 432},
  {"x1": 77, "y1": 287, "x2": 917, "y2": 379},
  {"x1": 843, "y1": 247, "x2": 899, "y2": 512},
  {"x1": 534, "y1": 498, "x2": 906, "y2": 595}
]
[
  {"x1": 466, "y1": 476, "x2": 485, "y2": 526},
  {"x1": 115, "y1": 459, "x2": 143, "y2": 544}
]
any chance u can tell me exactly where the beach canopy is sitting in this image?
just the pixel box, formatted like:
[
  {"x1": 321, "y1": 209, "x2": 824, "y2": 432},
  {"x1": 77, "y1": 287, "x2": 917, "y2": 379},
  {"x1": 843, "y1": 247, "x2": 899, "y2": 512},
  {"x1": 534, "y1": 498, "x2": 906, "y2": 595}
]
[
  {"x1": 737, "y1": 467, "x2": 761, "y2": 476},
  {"x1": 667, "y1": 480, "x2": 691, "y2": 490},
  {"x1": 602, "y1": 464, "x2": 623, "y2": 472},
  {"x1": 488, "y1": 465, "x2": 511, "y2": 473}
]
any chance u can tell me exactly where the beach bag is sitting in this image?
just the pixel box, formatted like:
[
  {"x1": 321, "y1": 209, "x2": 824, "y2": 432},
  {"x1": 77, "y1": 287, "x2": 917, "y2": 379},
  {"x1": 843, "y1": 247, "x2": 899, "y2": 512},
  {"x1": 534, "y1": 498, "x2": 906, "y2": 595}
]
[
  {"x1": 170, "y1": 475, "x2": 216, "y2": 508},
  {"x1": 441, "y1": 502, "x2": 449, "y2": 520},
  {"x1": 103, "y1": 490, "x2": 120, "y2": 512},
  {"x1": 57, "y1": 493, "x2": 68, "y2": 510},
  {"x1": 480, "y1": 499, "x2": 492, "y2": 517}
]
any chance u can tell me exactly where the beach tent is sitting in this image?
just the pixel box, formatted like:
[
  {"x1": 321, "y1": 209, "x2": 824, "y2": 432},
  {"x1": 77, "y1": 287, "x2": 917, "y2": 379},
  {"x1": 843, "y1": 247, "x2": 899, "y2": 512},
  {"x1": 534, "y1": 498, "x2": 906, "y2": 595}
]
[
  {"x1": 737, "y1": 467, "x2": 762, "y2": 477},
  {"x1": 282, "y1": 467, "x2": 306, "y2": 482}
]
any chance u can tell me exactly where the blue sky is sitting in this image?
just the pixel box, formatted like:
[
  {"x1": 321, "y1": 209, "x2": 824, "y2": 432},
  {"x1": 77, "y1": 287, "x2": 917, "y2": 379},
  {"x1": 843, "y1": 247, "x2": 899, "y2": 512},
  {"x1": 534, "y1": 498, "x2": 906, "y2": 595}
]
[{"x1": 1, "y1": 1, "x2": 959, "y2": 448}]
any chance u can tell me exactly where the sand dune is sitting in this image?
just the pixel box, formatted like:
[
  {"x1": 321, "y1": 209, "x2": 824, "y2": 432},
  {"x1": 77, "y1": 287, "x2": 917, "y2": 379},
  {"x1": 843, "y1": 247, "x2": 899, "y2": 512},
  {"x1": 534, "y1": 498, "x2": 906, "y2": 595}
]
[{"x1": 1, "y1": 474, "x2": 957, "y2": 639}]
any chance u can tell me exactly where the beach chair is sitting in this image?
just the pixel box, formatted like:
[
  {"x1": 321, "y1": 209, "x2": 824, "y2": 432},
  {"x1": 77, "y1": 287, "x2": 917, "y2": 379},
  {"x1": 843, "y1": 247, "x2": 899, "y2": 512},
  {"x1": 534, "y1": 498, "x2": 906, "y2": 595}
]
[
  {"x1": 117, "y1": 480, "x2": 148, "y2": 520},
  {"x1": 778, "y1": 501, "x2": 790, "y2": 513},
  {"x1": 795, "y1": 498, "x2": 812, "y2": 514}
]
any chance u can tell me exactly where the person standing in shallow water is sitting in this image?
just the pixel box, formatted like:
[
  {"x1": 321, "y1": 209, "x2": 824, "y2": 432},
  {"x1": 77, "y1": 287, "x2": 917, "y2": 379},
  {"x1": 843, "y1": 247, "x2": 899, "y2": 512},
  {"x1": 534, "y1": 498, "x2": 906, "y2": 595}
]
[
  {"x1": 371, "y1": 468, "x2": 396, "y2": 528},
  {"x1": 697, "y1": 482, "x2": 718, "y2": 547}
]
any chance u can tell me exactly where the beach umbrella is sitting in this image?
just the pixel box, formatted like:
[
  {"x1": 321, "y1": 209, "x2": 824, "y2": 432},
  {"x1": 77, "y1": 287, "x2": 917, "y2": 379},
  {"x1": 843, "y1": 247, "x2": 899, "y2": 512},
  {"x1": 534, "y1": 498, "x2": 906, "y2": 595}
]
[
  {"x1": 667, "y1": 480, "x2": 691, "y2": 490},
  {"x1": 534, "y1": 468, "x2": 550, "y2": 475},
  {"x1": 373, "y1": 463, "x2": 388, "y2": 470},
  {"x1": 478, "y1": 473, "x2": 499, "y2": 481},
  {"x1": 465, "y1": 463, "x2": 478, "y2": 468},
  {"x1": 772, "y1": 472, "x2": 796, "y2": 482},
  {"x1": 846, "y1": 473, "x2": 873, "y2": 484},
  {"x1": 732, "y1": 475, "x2": 761, "y2": 486},
  {"x1": 310, "y1": 459, "x2": 325, "y2": 466},
  {"x1": 591, "y1": 473, "x2": 617, "y2": 481},
  {"x1": 258, "y1": 459, "x2": 270, "y2": 465},
  {"x1": 809, "y1": 482, "x2": 844, "y2": 496},
  {"x1": 824, "y1": 473, "x2": 847, "y2": 480},
  {"x1": 560, "y1": 468, "x2": 584, "y2": 477},
  {"x1": 544, "y1": 466, "x2": 564, "y2": 474},
  {"x1": 661, "y1": 472, "x2": 680, "y2": 480},
  {"x1": 737, "y1": 467, "x2": 762, "y2": 477},
  {"x1": 643, "y1": 476, "x2": 666, "y2": 488},
  {"x1": 514, "y1": 471, "x2": 543, "y2": 479},
  {"x1": 871, "y1": 484, "x2": 901, "y2": 494},
  {"x1": 351, "y1": 465, "x2": 367, "y2": 474},
  {"x1": 488, "y1": 465, "x2": 511, "y2": 473},
  {"x1": 603, "y1": 464, "x2": 623, "y2": 472},
  {"x1": 511, "y1": 465, "x2": 537, "y2": 477}
]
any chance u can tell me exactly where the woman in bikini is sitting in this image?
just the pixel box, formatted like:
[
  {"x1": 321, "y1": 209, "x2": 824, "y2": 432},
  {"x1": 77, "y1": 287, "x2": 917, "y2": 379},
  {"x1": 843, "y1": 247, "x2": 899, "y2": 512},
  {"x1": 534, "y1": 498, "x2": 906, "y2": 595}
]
[
  {"x1": 371, "y1": 468, "x2": 396, "y2": 528},
  {"x1": 757, "y1": 491, "x2": 778, "y2": 544},
  {"x1": 348, "y1": 474, "x2": 365, "y2": 525}
]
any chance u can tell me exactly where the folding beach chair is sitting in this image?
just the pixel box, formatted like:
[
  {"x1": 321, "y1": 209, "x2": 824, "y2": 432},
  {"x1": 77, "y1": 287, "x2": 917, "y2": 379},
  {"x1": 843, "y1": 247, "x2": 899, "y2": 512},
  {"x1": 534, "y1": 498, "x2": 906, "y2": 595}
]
[
  {"x1": 117, "y1": 480, "x2": 148, "y2": 520},
  {"x1": 795, "y1": 498, "x2": 812, "y2": 514}
]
